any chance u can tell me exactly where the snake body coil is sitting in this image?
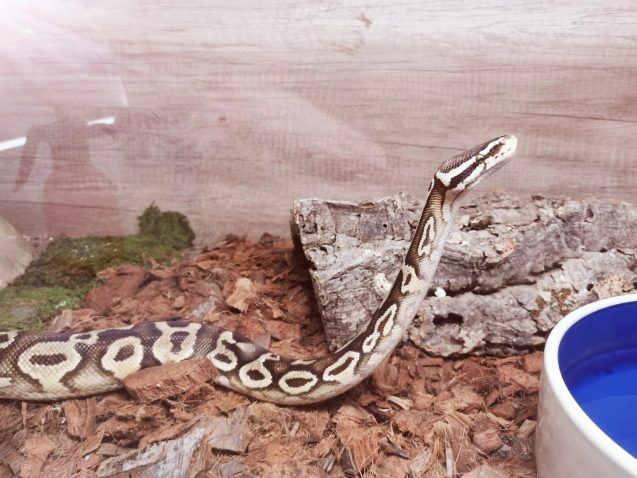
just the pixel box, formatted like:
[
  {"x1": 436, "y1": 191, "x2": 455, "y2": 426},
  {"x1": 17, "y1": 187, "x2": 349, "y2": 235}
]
[{"x1": 0, "y1": 135, "x2": 517, "y2": 404}]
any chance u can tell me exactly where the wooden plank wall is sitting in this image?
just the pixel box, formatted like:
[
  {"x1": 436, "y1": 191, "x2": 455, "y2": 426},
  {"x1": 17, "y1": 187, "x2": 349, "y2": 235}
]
[{"x1": 0, "y1": 0, "x2": 636, "y2": 243}]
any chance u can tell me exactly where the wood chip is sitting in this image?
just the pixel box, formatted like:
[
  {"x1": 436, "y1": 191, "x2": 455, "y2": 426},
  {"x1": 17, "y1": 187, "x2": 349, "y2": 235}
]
[
  {"x1": 448, "y1": 417, "x2": 479, "y2": 473},
  {"x1": 399, "y1": 345, "x2": 421, "y2": 361},
  {"x1": 435, "y1": 386, "x2": 483, "y2": 414},
  {"x1": 196, "y1": 408, "x2": 250, "y2": 453},
  {"x1": 461, "y1": 464, "x2": 510, "y2": 478},
  {"x1": 459, "y1": 361, "x2": 497, "y2": 390},
  {"x1": 445, "y1": 441, "x2": 454, "y2": 478},
  {"x1": 490, "y1": 402, "x2": 517, "y2": 420},
  {"x1": 293, "y1": 409, "x2": 330, "y2": 443},
  {"x1": 379, "y1": 437, "x2": 410, "y2": 459},
  {"x1": 517, "y1": 419, "x2": 537, "y2": 439},
  {"x1": 76, "y1": 452, "x2": 101, "y2": 473},
  {"x1": 63, "y1": 398, "x2": 97, "y2": 439},
  {"x1": 172, "y1": 295, "x2": 186, "y2": 309},
  {"x1": 319, "y1": 452, "x2": 336, "y2": 473},
  {"x1": 387, "y1": 395, "x2": 413, "y2": 410},
  {"x1": 215, "y1": 459, "x2": 246, "y2": 477},
  {"x1": 484, "y1": 389, "x2": 500, "y2": 407},
  {"x1": 497, "y1": 365, "x2": 540, "y2": 393},
  {"x1": 472, "y1": 428, "x2": 504, "y2": 454},
  {"x1": 335, "y1": 400, "x2": 377, "y2": 426},
  {"x1": 0, "y1": 464, "x2": 14, "y2": 477},
  {"x1": 47, "y1": 309, "x2": 74, "y2": 332},
  {"x1": 485, "y1": 412, "x2": 510, "y2": 428},
  {"x1": 419, "y1": 357, "x2": 444, "y2": 367},
  {"x1": 77, "y1": 430, "x2": 105, "y2": 458},
  {"x1": 392, "y1": 410, "x2": 436, "y2": 439},
  {"x1": 522, "y1": 354, "x2": 543, "y2": 374},
  {"x1": 191, "y1": 282, "x2": 225, "y2": 319},
  {"x1": 20, "y1": 435, "x2": 57, "y2": 478},
  {"x1": 96, "y1": 428, "x2": 209, "y2": 478},
  {"x1": 123, "y1": 359, "x2": 217, "y2": 403},
  {"x1": 0, "y1": 439, "x2": 23, "y2": 476},
  {"x1": 226, "y1": 278, "x2": 257, "y2": 312},
  {"x1": 410, "y1": 381, "x2": 435, "y2": 410},
  {"x1": 408, "y1": 448, "x2": 432, "y2": 478},
  {"x1": 139, "y1": 420, "x2": 196, "y2": 449},
  {"x1": 339, "y1": 443, "x2": 356, "y2": 476},
  {"x1": 334, "y1": 402, "x2": 382, "y2": 473},
  {"x1": 263, "y1": 319, "x2": 301, "y2": 341},
  {"x1": 97, "y1": 443, "x2": 136, "y2": 457},
  {"x1": 373, "y1": 455, "x2": 411, "y2": 478},
  {"x1": 85, "y1": 265, "x2": 147, "y2": 314}
]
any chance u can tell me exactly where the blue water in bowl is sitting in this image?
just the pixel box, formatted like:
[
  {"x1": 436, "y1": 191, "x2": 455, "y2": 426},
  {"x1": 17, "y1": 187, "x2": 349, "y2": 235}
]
[{"x1": 559, "y1": 301, "x2": 637, "y2": 458}]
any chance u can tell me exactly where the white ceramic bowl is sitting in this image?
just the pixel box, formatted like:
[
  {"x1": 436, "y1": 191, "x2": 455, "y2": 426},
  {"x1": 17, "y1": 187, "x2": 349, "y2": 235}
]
[{"x1": 536, "y1": 294, "x2": 637, "y2": 478}]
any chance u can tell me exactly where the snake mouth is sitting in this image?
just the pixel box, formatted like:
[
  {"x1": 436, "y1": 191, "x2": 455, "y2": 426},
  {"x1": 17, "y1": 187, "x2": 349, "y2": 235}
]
[
  {"x1": 497, "y1": 134, "x2": 518, "y2": 160},
  {"x1": 481, "y1": 134, "x2": 517, "y2": 175}
]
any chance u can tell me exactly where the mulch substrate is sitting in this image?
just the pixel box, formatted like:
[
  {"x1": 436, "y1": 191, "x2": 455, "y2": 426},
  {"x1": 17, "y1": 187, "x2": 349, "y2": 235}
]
[{"x1": 0, "y1": 235, "x2": 540, "y2": 477}]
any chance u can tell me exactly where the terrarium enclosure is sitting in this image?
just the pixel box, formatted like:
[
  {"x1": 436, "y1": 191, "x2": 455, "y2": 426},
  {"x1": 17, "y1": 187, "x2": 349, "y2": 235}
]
[
  {"x1": 0, "y1": 1, "x2": 635, "y2": 241},
  {"x1": 0, "y1": 1, "x2": 636, "y2": 478}
]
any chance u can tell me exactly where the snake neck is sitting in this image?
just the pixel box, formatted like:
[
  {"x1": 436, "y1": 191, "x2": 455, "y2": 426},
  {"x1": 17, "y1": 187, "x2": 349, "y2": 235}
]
[{"x1": 312, "y1": 179, "x2": 455, "y2": 392}]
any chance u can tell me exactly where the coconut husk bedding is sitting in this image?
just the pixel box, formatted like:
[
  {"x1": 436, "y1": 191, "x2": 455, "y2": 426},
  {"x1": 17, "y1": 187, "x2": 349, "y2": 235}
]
[{"x1": 0, "y1": 235, "x2": 538, "y2": 477}]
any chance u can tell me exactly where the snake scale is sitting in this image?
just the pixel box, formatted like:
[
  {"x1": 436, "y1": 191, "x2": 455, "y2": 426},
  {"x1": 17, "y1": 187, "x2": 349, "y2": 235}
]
[{"x1": 0, "y1": 135, "x2": 516, "y2": 404}]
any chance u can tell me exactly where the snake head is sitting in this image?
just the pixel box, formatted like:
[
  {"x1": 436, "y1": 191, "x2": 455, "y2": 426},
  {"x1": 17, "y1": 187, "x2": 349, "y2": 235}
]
[{"x1": 435, "y1": 134, "x2": 517, "y2": 192}]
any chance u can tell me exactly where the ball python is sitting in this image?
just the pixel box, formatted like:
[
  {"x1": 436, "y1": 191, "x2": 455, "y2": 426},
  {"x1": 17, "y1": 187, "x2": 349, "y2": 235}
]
[{"x1": 0, "y1": 135, "x2": 517, "y2": 404}]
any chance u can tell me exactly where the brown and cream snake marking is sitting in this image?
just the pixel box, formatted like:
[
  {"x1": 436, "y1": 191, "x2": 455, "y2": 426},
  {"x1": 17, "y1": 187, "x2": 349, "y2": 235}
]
[{"x1": 0, "y1": 135, "x2": 517, "y2": 404}]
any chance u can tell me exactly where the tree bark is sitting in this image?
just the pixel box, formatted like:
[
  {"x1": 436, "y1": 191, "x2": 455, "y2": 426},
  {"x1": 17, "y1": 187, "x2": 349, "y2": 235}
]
[{"x1": 290, "y1": 192, "x2": 637, "y2": 356}]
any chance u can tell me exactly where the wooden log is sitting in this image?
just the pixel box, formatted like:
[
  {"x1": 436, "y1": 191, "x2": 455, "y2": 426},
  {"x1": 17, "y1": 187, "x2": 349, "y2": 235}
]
[{"x1": 291, "y1": 192, "x2": 637, "y2": 356}]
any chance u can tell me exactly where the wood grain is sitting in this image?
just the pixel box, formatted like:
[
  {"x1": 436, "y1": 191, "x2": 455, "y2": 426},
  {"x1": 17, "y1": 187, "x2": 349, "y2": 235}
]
[{"x1": 0, "y1": 1, "x2": 636, "y2": 242}]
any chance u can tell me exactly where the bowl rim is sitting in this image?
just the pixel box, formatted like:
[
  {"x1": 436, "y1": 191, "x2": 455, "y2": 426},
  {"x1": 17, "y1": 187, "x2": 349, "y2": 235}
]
[{"x1": 544, "y1": 293, "x2": 637, "y2": 474}]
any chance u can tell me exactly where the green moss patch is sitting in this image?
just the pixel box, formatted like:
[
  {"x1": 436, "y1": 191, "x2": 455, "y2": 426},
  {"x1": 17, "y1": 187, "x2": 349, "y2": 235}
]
[
  {"x1": 0, "y1": 286, "x2": 86, "y2": 331},
  {"x1": 138, "y1": 204, "x2": 195, "y2": 250},
  {"x1": 0, "y1": 205, "x2": 195, "y2": 331}
]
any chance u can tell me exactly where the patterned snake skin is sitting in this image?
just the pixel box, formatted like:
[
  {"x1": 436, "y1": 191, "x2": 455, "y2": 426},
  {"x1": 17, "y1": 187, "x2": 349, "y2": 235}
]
[{"x1": 0, "y1": 135, "x2": 517, "y2": 404}]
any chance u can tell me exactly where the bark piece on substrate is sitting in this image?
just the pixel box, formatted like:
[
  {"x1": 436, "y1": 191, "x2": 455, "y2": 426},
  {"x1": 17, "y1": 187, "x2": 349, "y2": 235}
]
[
  {"x1": 62, "y1": 398, "x2": 97, "y2": 439},
  {"x1": 95, "y1": 427, "x2": 210, "y2": 478},
  {"x1": 123, "y1": 358, "x2": 218, "y2": 403}
]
